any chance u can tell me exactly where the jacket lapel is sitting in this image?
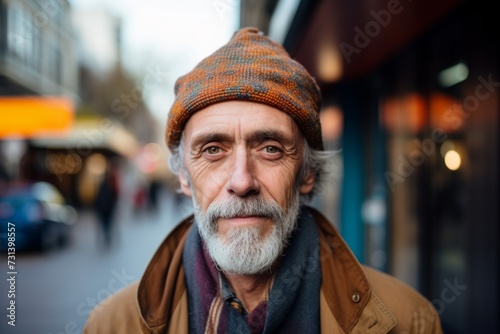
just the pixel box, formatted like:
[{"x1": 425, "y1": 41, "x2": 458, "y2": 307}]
[{"x1": 310, "y1": 207, "x2": 396, "y2": 333}]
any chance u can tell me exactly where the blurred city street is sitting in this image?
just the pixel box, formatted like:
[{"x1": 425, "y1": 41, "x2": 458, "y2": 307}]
[{"x1": 0, "y1": 187, "x2": 193, "y2": 334}]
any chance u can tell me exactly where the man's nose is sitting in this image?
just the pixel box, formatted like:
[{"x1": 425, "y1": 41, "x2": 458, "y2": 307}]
[{"x1": 226, "y1": 150, "x2": 259, "y2": 197}]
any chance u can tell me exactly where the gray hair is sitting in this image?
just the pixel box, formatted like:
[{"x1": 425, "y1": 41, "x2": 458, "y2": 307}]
[{"x1": 168, "y1": 136, "x2": 336, "y2": 203}]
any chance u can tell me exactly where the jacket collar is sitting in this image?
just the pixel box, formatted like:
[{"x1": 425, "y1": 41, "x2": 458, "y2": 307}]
[
  {"x1": 136, "y1": 207, "x2": 396, "y2": 333},
  {"x1": 137, "y1": 215, "x2": 193, "y2": 333}
]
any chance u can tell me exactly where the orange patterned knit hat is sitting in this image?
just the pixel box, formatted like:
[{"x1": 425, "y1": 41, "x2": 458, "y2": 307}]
[{"x1": 166, "y1": 27, "x2": 323, "y2": 150}]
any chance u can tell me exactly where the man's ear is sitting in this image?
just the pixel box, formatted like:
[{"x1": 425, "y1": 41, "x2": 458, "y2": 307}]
[
  {"x1": 178, "y1": 171, "x2": 192, "y2": 197},
  {"x1": 299, "y1": 172, "x2": 315, "y2": 195}
]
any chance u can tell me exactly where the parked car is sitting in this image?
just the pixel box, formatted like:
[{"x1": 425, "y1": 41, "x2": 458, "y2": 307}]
[{"x1": 0, "y1": 181, "x2": 78, "y2": 252}]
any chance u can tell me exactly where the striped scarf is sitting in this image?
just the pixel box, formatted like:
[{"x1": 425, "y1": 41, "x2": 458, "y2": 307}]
[{"x1": 183, "y1": 208, "x2": 321, "y2": 334}]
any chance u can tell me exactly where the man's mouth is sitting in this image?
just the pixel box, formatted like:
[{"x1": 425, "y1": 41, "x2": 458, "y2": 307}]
[{"x1": 219, "y1": 215, "x2": 268, "y2": 226}]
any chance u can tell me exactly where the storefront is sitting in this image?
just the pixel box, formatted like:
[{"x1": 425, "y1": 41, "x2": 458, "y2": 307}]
[{"x1": 243, "y1": 0, "x2": 500, "y2": 331}]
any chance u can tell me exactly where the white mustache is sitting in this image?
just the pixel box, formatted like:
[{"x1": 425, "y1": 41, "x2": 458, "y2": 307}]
[{"x1": 205, "y1": 195, "x2": 283, "y2": 225}]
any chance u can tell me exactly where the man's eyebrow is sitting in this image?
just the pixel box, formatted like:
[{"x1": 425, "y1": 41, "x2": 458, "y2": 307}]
[
  {"x1": 191, "y1": 133, "x2": 233, "y2": 149},
  {"x1": 190, "y1": 130, "x2": 296, "y2": 149},
  {"x1": 246, "y1": 130, "x2": 295, "y2": 146}
]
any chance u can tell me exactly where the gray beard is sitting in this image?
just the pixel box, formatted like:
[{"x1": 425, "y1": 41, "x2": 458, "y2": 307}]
[{"x1": 192, "y1": 192, "x2": 300, "y2": 275}]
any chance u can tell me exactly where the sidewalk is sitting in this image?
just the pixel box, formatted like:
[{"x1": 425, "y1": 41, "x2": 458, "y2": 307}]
[
  {"x1": 0, "y1": 186, "x2": 194, "y2": 334},
  {"x1": 71, "y1": 185, "x2": 195, "y2": 282}
]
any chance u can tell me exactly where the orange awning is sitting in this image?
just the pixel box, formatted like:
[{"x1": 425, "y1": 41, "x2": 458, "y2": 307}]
[{"x1": 0, "y1": 96, "x2": 74, "y2": 138}]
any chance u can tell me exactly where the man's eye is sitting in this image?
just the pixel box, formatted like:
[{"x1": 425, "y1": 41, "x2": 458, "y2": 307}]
[
  {"x1": 264, "y1": 146, "x2": 281, "y2": 154},
  {"x1": 204, "y1": 146, "x2": 221, "y2": 154}
]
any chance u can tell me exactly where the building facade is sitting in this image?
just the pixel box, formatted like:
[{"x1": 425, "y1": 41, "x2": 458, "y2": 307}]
[{"x1": 0, "y1": 0, "x2": 77, "y2": 97}]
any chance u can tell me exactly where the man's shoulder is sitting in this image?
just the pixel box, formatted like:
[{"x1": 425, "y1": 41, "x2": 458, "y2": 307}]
[
  {"x1": 83, "y1": 281, "x2": 143, "y2": 334},
  {"x1": 363, "y1": 265, "x2": 443, "y2": 333},
  {"x1": 363, "y1": 266, "x2": 427, "y2": 303}
]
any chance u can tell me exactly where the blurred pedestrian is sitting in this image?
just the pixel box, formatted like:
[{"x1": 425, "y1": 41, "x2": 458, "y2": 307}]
[
  {"x1": 147, "y1": 178, "x2": 162, "y2": 214},
  {"x1": 94, "y1": 159, "x2": 120, "y2": 248}
]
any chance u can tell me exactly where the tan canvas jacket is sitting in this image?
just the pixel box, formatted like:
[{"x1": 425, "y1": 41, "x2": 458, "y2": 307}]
[{"x1": 83, "y1": 207, "x2": 443, "y2": 334}]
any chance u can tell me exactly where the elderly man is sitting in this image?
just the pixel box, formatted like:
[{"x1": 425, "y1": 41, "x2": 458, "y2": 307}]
[{"x1": 84, "y1": 27, "x2": 442, "y2": 333}]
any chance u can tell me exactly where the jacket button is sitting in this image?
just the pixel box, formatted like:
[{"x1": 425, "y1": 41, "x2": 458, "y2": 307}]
[
  {"x1": 351, "y1": 293, "x2": 361, "y2": 303},
  {"x1": 230, "y1": 301, "x2": 244, "y2": 313}
]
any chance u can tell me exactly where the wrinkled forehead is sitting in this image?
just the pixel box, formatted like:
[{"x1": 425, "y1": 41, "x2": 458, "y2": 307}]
[{"x1": 181, "y1": 101, "x2": 305, "y2": 146}]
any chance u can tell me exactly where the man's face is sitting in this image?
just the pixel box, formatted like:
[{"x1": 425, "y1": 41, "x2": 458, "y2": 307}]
[{"x1": 179, "y1": 101, "x2": 315, "y2": 274}]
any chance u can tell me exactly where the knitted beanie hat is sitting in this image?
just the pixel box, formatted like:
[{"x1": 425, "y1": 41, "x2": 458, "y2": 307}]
[{"x1": 166, "y1": 27, "x2": 323, "y2": 150}]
